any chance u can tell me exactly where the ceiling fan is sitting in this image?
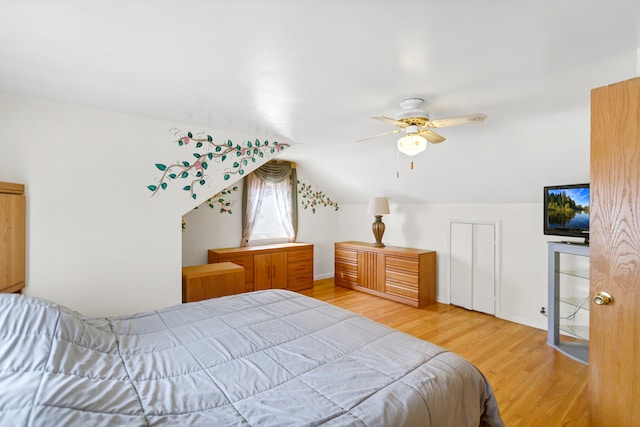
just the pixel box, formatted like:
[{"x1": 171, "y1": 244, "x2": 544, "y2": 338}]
[{"x1": 358, "y1": 98, "x2": 487, "y2": 156}]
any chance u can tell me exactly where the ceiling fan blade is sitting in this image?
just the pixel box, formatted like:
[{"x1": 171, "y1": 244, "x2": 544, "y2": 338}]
[
  {"x1": 370, "y1": 116, "x2": 409, "y2": 128},
  {"x1": 425, "y1": 113, "x2": 488, "y2": 128},
  {"x1": 418, "y1": 129, "x2": 446, "y2": 144},
  {"x1": 356, "y1": 129, "x2": 402, "y2": 142}
]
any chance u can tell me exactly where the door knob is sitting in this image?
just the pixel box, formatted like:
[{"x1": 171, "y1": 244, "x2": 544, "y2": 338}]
[{"x1": 593, "y1": 291, "x2": 614, "y2": 305}]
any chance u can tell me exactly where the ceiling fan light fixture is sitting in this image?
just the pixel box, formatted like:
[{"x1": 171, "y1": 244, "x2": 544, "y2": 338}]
[{"x1": 397, "y1": 133, "x2": 427, "y2": 156}]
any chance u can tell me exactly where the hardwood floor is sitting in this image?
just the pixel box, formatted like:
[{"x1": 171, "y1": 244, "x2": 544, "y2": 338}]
[{"x1": 300, "y1": 279, "x2": 588, "y2": 427}]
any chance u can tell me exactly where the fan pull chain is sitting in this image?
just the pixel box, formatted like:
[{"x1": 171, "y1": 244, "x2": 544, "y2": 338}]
[{"x1": 396, "y1": 154, "x2": 417, "y2": 177}]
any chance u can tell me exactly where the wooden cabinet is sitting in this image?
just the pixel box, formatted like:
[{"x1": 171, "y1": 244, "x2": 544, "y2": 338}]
[
  {"x1": 335, "y1": 241, "x2": 436, "y2": 308},
  {"x1": 0, "y1": 182, "x2": 26, "y2": 294},
  {"x1": 208, "y1": 243, "x2": 314, "y2": 292},
  {"x1": 182, "y1": 262, "x2": 244, "y2": 302},
  {"x1": 254, "y1": 252, "x2": 287, "y2": 290}
]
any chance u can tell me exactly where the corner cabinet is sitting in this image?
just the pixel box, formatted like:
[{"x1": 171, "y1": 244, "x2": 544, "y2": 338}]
[
  {"x1": 208, "y1": 243, "x2": 314, "y2": 292},
  {"x1": 334, "y1": 241, "x2": 436, "y2": 308},
  {"x1": 0, "y1": 182, "x2": 26, "y2": 294},
  {"x1": 547, "y1": 242, "x2": 590, "y2": 364}
]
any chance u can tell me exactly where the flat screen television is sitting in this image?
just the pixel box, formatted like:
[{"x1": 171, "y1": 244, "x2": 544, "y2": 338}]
[{"x1": 543, "y1": 183, "x2": 590, "y2": 244}]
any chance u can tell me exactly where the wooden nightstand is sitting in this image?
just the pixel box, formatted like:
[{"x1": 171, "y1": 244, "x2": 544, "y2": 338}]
[{"x1": 182, "y1": 262, "x2": 245, "y2": 303}]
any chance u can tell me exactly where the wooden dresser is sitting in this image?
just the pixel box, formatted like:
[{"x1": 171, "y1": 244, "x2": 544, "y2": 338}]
[
  {"x1": 334, "y1": 241, "x2": 436, "y2": 308},
  {"x1": 0, "y1": 182, "x2": 26, "y2": 294},
  {"x1": 208, "y1": 243, "x2": 314, "y2": 292}
]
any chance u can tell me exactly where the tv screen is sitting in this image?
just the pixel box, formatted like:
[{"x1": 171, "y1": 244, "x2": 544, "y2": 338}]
[{"x1": 543, "y1": 183, "x2": 590, "y2": 243}]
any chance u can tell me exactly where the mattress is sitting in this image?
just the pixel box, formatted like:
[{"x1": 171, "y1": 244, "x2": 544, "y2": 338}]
[{"x1": 0, "y1": 289, "x2": 504, "y2": 426}]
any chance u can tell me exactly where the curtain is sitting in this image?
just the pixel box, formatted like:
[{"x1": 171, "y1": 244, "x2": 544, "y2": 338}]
[
  {"x1": 241, "y1": 160, "x2": 298, "y2": 246},
  {"x1": 240, "y1": 174, "x2": 267, "y2": 246}
]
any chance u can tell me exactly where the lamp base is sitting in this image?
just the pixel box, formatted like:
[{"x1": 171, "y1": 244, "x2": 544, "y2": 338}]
[{"x1": 371, "y1": 215, "x2": 386, "y2": 248}]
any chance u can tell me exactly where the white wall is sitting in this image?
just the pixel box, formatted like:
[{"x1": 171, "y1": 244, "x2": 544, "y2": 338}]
[
  {"x1": 181, "y1": 189, "x2": 245, "y2": 265},
  {"x1": 0, "y1": 94, "x2": 276, "y2": 316}
]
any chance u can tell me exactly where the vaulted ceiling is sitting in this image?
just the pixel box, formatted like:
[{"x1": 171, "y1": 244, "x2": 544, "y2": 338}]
[{"x1": 1, "y1": 1, "x2": 639, "y2": 203}]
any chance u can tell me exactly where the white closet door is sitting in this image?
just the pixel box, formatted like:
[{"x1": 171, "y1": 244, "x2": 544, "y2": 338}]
[
  {"x1": 449, "y1": 221, "x2": 496, "y2": 315},
  {"x1": 450, "y1": 222, "x2": 473, "y2": 310},
  {"x1": 472, "y1": 223, "x2": 495, "y2": 315}
]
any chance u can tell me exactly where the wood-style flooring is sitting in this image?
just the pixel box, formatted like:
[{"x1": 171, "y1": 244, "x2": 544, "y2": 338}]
[{"x1": 300, "y1": 279, "x2": 588, "y2": 427}]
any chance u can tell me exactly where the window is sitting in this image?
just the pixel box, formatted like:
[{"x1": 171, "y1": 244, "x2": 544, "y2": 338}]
[
  {"x1": 247, "y1": 182, "x2": 291, "y2": 245},
  {"x1": 241, "y1": 161, "x2": 298, "y2": 246}
]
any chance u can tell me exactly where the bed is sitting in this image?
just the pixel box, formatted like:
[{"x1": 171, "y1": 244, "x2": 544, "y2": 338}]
[{"x1": 0, "y1": 289, "x2": 504, "y2": 426}]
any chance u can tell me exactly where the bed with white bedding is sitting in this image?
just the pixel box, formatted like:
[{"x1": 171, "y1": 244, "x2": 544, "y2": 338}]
[{"x1": 0, "y1": 289, "x2": 504, "y2": 426}]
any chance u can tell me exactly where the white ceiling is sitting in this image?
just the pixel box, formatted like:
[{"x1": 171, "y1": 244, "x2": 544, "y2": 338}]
[{"x1": 1, "y1": 1, "x2": 639, "y2": 203}]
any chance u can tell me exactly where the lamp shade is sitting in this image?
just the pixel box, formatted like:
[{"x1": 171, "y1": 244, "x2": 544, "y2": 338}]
[
  {"x1": 397, "y1": 134, "x2": 427, "y2": 156},
  {"x1": 367, "y1": 197, "x2": 390, "y2": 215}
]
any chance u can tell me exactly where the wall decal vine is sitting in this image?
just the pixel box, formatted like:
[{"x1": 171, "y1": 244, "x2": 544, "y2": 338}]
[
  {"x1": 198, "y1": 186, "x2": 239, "y2": 214},
  {"x1": 183, "y1": 181, "x2": 337, "y2": 231},
  {"x1": 182, "y1": 185, "x2": 239, "y2": 232},
  {"x1": 298, "y1": 181, "x2": 339, "y2": 213},
  {"x1": 148, "y1": 128, "x2": 289, "y2": 200}
]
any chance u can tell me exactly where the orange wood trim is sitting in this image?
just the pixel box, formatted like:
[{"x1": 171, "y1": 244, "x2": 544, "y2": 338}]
[{"x1": 0, "y1": 182, "x2": 25, "y2": 195}]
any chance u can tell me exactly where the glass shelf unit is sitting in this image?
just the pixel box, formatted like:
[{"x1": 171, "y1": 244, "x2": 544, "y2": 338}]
[{"x1": 547, "y1": 242, "x2": 590, "y2": 364}]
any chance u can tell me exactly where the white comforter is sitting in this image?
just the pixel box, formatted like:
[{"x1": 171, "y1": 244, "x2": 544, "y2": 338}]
[{"x1": 0, "y1": 289, "x2": 504, "y2": 426}]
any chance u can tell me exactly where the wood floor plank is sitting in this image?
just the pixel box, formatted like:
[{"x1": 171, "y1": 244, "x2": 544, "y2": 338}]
[{"x1": 300, "y1": 279, "x2": 588, "y2": 426}]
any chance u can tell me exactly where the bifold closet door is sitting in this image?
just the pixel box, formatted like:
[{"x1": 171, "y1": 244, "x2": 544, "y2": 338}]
[{"x1": 449, "y1": 222, "x2": 495, "y2": 315}]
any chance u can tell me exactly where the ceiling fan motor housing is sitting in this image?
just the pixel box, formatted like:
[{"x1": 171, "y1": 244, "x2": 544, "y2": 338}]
[{"x1": 394, "y1": 97, "x2": 430, "y2": 124}]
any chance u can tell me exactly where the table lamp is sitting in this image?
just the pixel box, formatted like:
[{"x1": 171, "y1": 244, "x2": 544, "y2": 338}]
[{"x1": 367, "y1": 197, "x2": 390, "y2": 247}]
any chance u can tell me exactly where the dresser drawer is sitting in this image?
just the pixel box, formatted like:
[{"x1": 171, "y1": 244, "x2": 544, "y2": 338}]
[
  {"x1": 335, "y1": 248, "x2": 357, "y2": 262},
  {"x1": 288, "y1": 260, "x2": 312, "y2": 276},
  {"x1": 335, "y1": 260, "x2": 357, "y2": 273},
  {"x1": 209, "y1": 251, "x2": 253, "y2": 284},
  {"x1": 385, "y1": 281, "x2": 419, "y2": 301},
  {"x1": 215, "y1": 254, "x2": 253, "y2": 268},
  {"x1": 385, "y1": 270, "x2": 419, "y2": 287},
  {"x1": 217, "y1": 255, "x2": 254, "y2": 284},
  {"x1": 287, "y1": 272, "x2": 313, "y2": 291},
  {"x1": 288, "y1": 248, "x2": 313, "y2": 262},
  {"x1": 385, "y1": 256, "x2": 419, "y2": 273},
  {"x1": 335, "y1": 268, "x2": 358, "y2": 285}
]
